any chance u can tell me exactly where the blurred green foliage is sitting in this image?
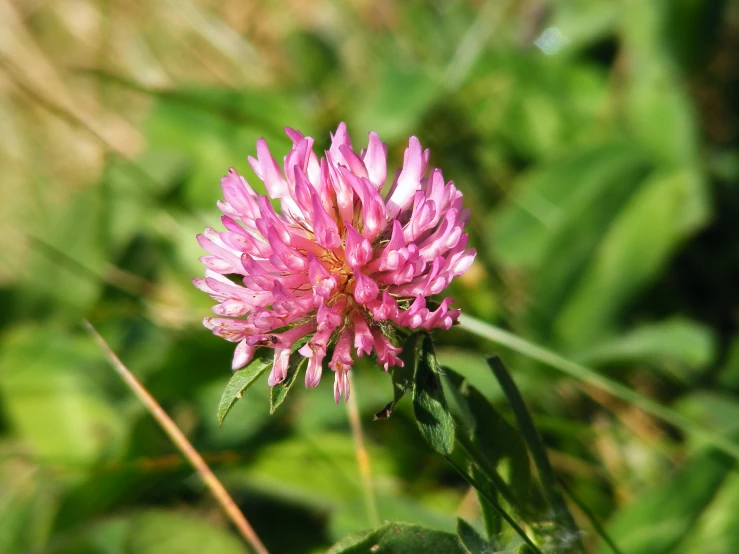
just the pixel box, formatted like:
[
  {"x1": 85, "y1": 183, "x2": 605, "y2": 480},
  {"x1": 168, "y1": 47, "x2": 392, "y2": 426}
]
[{"x1": 2, "y1": 0, "x2": 739, "y2": 552}]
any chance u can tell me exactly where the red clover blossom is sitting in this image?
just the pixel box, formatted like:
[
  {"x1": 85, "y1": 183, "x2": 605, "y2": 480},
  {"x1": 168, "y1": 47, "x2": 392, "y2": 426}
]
[{"x1": 195, "y1": 124, "x2": 476, "y2": 402}]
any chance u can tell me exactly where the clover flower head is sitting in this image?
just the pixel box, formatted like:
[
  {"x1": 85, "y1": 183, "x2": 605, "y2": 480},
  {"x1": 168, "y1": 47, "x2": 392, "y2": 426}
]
[{"x1": 195, "y1": 123, "x2": 476, "y2": 402}]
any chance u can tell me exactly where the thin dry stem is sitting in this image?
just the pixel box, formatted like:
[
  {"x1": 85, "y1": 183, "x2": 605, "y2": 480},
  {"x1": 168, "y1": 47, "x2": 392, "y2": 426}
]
[
  {"x1": 346, "y1": 371, "x2": 380, "y2": 528},
  {"x1": 84, "y1": 320, "x2": 269, "y2": 554}
]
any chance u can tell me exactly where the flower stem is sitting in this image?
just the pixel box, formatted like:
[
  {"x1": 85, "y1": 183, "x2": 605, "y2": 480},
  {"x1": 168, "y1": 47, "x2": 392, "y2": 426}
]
[
  {"x1": 84, "y1": 321, "x2": 269, "y2": 554},
  {"x1": 459, "y1": 314, "x2": 739, "y2": 461},
  {"x1": 346, "y1": 371, "x2": 380, "y2": 528}
]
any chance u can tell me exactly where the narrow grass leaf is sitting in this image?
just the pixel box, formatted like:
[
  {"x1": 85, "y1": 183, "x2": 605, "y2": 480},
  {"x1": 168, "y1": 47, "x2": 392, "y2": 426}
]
[
  {"x1": 488, "y1": 356, "x2": 585, "y2": 553},
  {"x1": 559, "y1": 480, "x2": 622, "y2": 554},
  {"x1": 465, "y1": 384, "x2": 533, "y2": 510},
  {"x1": 459, "y1": 315, "x2": 739, "y2": 461},
  {"x1": 445, "y1": 455, "x2": 543, "y2": 554},
  {"x1": 440, "y1": 367, "x2": 522, "y2": 536}
]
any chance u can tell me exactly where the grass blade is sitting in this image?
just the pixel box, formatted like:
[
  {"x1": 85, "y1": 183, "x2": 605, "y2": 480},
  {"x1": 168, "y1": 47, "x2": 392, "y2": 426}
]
[
  {"x1": 445, "y1": 455, "x2": 542, "y2": 554},
  {"x1": 84, "y1": 321, "x2": 269, "y2": 554},
  {"x1": 459, "y1": 314, "x2": 739, "y2": 461},
  {"x1": 488, "y1": 356, "x2": 585, "y2": 553}
]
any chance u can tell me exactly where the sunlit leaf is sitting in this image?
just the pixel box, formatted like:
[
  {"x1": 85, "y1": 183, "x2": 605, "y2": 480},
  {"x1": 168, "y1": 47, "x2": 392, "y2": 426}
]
[
  {"x1": 0, "y1": 326, "x2": 125, "y2": 465},
  {"x1": 412, "y1": 335, "x2": 455, "y2": 455},
  {"x1": 127, "y1": 510, "x2": 248, "y2": 554},
  {"x1": 674, "y1": 472, "x2": 739, "y2": 554},
  {"x1": 217, "y1": 354, "x2": 272, "y2": 425},
  {"x1": 465, "y1": 385, "x2": 532, "y2": 509},
  {"x1": 598, "y1": 449, "x2": 733, "y2": 554},
  {"x1": 457, "y1": 518, "x2": 494, "y2": 554},
  {"x1": 328, "y1": 522, "x2": 466, "y2": 554},
  {"x1": 556, "y1": 169, "x2": 709, "y2": 348},
  {"x1": 577, "y1": 319, "x2": 715, "y2": 381},
  {"x1": 270, "y1": 356, "x2": 307, "y2": 414}
]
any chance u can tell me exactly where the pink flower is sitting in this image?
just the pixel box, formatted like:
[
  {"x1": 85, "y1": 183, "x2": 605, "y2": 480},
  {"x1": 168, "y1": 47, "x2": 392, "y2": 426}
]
[{"x1": 195, "y1": 124, "x2": 476, "y2": 402}]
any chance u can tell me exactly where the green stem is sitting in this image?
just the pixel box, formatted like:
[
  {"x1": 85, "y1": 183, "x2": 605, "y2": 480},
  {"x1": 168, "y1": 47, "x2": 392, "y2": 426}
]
[
  {"x1": 346, "y1": 371, "x2": 380, "y2": 528},
  {"x1": 84, "y1": 321, "x2": 269, "y2": 554},
  {"x1": 459, "y1": 314, "x2": 739, "y2": 461}
]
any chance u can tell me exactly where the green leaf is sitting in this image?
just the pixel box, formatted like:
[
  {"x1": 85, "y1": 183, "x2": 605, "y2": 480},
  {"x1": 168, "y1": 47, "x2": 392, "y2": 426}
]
[
  {"x1": 576, "y1": 319, "x2": 715, "y2": 381},
  {"x1": 328, "y1": 522, "x2": 466, "y2": 554},
  {"x1": 718, "y1": 337, "x2": 739, "y2": 391},
  {"x1": 488, "y1": 356, "x2": 584, "y2": 553},
  {"x1": 674, "y1": 472, "x2": 739, "y2": 554},
  {"x1": 445, "y1": 455, "x2": 542, "y2": 554},
  {"x1": 492, "y1": 143, "x2": 647, "y2": 271},
  {"x1": 0, "y1": 325, "x2": 125, "y2": 465},
  {"x1": 0, "y1": 465, "x2": 56, "y2": 553},
  {"x1": 231, "y1": 430, "x2": 456, "y2": 541},
  {"x1": 468, "y1": 384, "x2": 532, "y2": 500},
  {"x1": 597, "y1": 449, "x2": 733, "y2": 554},
  {"x1": 620, "y1": 0, "x2": 699, "y2": 165},
  {"x1": 128, "y1": 510, "x2": 248, "y2": 554},
  {"x1": 439, "y1": 367, "x2": 476, "y2": 432},
  {"x1": 24, "y1": 183, "x2": 108, "y2": 317},
  {"x1": 270, "y1": 356, "x2": 307, "y2": 414},
  {"x1": 460, "y1": 316, "x2": 739, "y2": 462},
  {"x1": 675, "y1": 392, "x2": 739, "y2": 449},
  {"x1": 556, "y1": 168, "x2": 709, "y2": 348},
  {"x1": 412, "y1": 335, "x2": 455, "y2": 455},
  {"x1": 441, "y1": 366, "x2": 532, "y2": 533},
  {"x1": 457, "y1": 518, "x2": 493, "y2": 554},
  {"x1": 143, "y1": 85, "x2": 308, "y2": 210},
  {"x1": 351, "y1": 60, "x2": 439, "y2": 143},
  {"x1": 490, "y1": 143, "x2": 649, "y2": 339},
  {"x1": 217, "y1": 354, "x2": 272, "y2": 425},
  {"x1": 464, "y1": 385, "x2": 533, "y2": 517}
]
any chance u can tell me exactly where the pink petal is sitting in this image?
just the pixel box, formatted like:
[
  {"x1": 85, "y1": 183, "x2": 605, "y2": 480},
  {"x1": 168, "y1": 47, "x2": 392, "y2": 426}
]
[
  {"x1": 311, "y1": 194, "x2": 342, "y2": 249},
  {"x1": 249, "y1": 138, "x2": 289, "y2": 199},
  {"x1": 268, "y1": 348, "x2": 291, "y2": 385},
  {"x1": 305, "y1": 353, "x2": 324, "y2": 388},
  {"x1": 362, "y1": 131, "x2": 388, "y2": 191},
  {"x1": 352, "y1": 267, "x2": 379, "y2": 304},
  {"x1": 232, "y1": 340, "x2": 256, "y2": 370},
  {"x1": 352, "y1": 314, "x2": 374, "y2": 357},
  {"x1": 329, "y1": 329, "x2": 354, "y2": 373},
  {"x1": 344, "y1": 223, "x2": 373, "y2": 268},
  {"x1": 386, "y1": 136, "x2": 425, "y2": 218},
  {"x1": 333, "y1": 368, "x2": 350, "y2": 404}
]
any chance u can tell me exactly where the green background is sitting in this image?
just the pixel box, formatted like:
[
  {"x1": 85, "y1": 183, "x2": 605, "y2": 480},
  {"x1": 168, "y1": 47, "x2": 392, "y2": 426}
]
[{"x1": 1, "y1": 0, "x2": 738, "y2": 552}]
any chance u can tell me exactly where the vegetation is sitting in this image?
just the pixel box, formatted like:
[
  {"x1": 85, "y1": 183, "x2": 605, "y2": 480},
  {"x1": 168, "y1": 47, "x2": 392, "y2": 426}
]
[{"x1": 1, "y1": 1, "x2": 738, "y2": 552}]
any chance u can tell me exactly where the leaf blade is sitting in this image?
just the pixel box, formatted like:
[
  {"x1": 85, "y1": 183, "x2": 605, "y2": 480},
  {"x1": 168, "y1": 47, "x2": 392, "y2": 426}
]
[
  {"x1": 270, "y1": 356, "x2": 307, "y2": 414},
  {"x1": 412, "y1": 335, "x2": 455, "y2": 455},
  {"x1": 328, "y1": 522, "x2": 466, "y2": 554},
  {"x1": 457, "y1": 518, "x2": 493, "y2": 554},
  {"x1": 217, "y1": 355, "x2": 273, "y2": 425}
]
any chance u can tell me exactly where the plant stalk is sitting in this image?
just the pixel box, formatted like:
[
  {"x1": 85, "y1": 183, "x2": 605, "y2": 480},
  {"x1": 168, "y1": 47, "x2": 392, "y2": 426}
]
[
  {"x1": 85, "y1": 321, "x2": 269, "y2": 554},
  {"x1": 346, "y1": 371, "x2": 381, "y2": 528}
]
